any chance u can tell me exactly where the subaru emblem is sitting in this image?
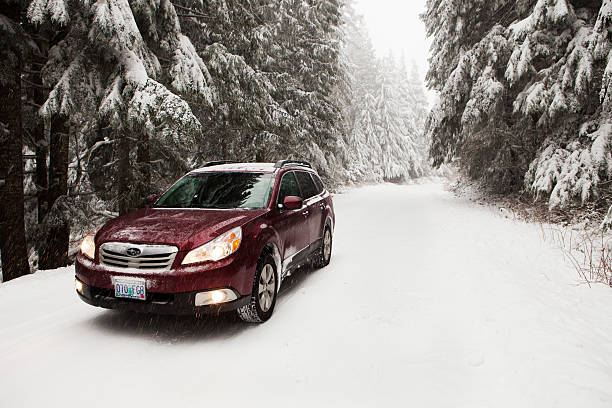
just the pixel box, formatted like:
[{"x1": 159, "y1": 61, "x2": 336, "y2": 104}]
[{"x1": 126, "y1": 248, "x2": 141, "y2": 257}]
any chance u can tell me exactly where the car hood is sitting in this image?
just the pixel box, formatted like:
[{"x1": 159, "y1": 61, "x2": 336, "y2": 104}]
[{"x1": 96, "y1": 208, "x2": 267, "y2": 251}]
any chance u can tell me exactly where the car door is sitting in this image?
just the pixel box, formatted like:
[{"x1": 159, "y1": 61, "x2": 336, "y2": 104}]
[
  {"x1": 308, "y1": 172, "x2": 327, "y2": 239},
  {"x1": 275, "y1": 171, "x2": 310, "y2": 271},
  {"x1": 294, "y1": 171, "x2": 324, "y2": 246}
]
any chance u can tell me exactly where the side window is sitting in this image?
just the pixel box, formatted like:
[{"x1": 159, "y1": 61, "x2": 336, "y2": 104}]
[
  {"x1": 311, "y1": 173, "x2": 324, "y2": 194},
  {"x1": 277, "y1": 172, "x2": 301, "y2": 204},
  {"x1": 295, "y1": 171, "x2": 319, "y2": 200}
]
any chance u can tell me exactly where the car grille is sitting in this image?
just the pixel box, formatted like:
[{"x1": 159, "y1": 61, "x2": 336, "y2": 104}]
[{"x1": 99, "y1": 242, "x2": 178, "y2": 272}]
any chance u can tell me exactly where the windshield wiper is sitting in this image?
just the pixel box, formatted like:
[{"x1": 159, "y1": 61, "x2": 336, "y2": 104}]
[{"x1": 154, "y1": 201, "x2": 192, "y2": 208}]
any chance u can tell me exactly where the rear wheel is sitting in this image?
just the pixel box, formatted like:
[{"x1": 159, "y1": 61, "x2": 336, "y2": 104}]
[
  {"x1": 237, "y1": 252, "x2": 277, "y2": 323},
  {"x1": 313, "y1": 225, "x2": 332, "y2": 268}
]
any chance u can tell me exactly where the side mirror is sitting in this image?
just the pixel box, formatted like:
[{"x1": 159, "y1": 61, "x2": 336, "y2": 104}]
[
  {"x1": 144, "y1": 194, "x2": 158, "y2": 208},
  {"x1": 283, "y1": 196, "x2": 303, "y2": 210}
]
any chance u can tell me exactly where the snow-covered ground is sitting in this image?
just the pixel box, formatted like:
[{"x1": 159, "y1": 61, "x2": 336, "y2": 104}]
[{"x1": 1, "y1": 182, "x2": 611, "y2": 407}]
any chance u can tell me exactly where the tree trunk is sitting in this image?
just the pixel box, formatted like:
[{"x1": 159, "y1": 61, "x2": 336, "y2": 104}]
[
  {"x1": 254, "y1": 134, "x2": 265, "y2": 162},
  {"x1": 39, "y1": 115, "x2": 69, "y2": 269},
  {"x1": 34, "y1": 86, "x2": 49, "y2": 224},
  {"x1": 117, "y1": 133, "x2": 131, "y2": 216},
  {"x1": 35, "y1": 131, "x2": 49, "y2": 223},
  {"x1": 0, "y1": 24, "x2": 30, "y2": 281},
  {"x1": 137, "y1": 131, "x2": 151, "y2": 192}
]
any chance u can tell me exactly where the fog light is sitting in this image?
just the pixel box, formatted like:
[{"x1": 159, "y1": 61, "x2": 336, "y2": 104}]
[
  {"x1": 195, "y1": 289, "x2": 238, "y2": 306},
  {"x1": 75, "y1": 279, "x2": 84, "y2": 294}
]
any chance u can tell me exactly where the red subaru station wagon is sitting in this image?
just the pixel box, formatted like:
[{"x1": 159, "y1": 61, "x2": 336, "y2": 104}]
[{"x1": 75, "y1": 160, "x2": 334, "y2": 322}]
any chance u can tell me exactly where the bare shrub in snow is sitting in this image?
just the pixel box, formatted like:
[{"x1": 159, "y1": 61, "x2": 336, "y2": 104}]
[{"x1": 543, "y1": 225, "x2": 612, "y2": 287}]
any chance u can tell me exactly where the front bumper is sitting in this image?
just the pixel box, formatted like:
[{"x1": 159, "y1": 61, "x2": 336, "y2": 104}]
[
  {"x1": 76, "y1": 279, "x2": 250, "y2": 315},
  {"x1": 76, "y1": 250, "x2": 256, "y2": 292},
  {"x1": 74, "y1": 251, "x2": 256, "y2": 315}
]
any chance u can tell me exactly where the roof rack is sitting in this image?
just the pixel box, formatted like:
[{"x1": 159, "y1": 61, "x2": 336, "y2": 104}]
[
  {"x1": 274, "y1": 160, "x2": 312, "y2": 169},
  {"x1": 202, "y1": 160, "x2": 239, "y2": 167}
]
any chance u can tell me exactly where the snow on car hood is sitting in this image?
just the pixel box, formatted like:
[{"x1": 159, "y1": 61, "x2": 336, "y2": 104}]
[{"x1": 96, "y1": 208, "x2": 267, "y2": 251}]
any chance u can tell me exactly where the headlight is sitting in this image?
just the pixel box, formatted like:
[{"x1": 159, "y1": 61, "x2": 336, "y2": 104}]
[
  {"x1": 80, "y1": 230, "x2": 97, "y2": 260},
  {"x1": 182, "y1": 227, "x2": 242, "y2": 265}
]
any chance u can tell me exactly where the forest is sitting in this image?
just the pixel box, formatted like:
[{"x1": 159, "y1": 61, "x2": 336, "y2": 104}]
[
  {"x1": 424, "y1": 0, "x2": 612, "y2": 215},
  {"x1": 0, "y1": 0, "x2": 428, "y2": 281},
  {"x1": 2, "y1": 0, "x2": 611, "y2": 283}
]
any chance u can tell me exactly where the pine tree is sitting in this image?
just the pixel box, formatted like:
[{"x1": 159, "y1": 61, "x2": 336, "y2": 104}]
[
  {"x1": 177, "y1": 0, "x2": 290, "y2": 164},
  {"x1": 339, "y1": 1, "x2": 381, "y2": 182},
  {"x1": 406, "y1": 61, "x2": 429, "y2": 134},
  {"x1": 350, "y1": 91, "x2": 382, "y2": 180},
  {"x1": 267, "y1": 0, "x2": 345, "y2": 180},
  {"x1": 0, "y1": 0, "x2": 32, "y2": 281},
  {"x1": 28, "y1": 0, "x2": 211, "y2": 214},
  {"x1": 37, "y1": 115, "x2": 70, "y2": 269},
  {"x1": 172, "y1": 0, "x2": 347, "y2": 184},
  {"x1": 376, "y1": 53, "x2": 416, "y2": 181},
  {"x1": 395, "y1": 59, "x2": 427, "y2": 177},
  {"x1": 423, "y1": 0, "x2": 612, "y2": 206}
]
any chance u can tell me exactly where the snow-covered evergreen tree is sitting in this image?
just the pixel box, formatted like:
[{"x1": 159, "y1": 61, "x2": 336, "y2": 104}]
[
  {"x1": 405, "y1": 61, "x2": 429, "y2": 136},
  {"x1": 175, "y1": 0, "x2": 291, "y2": 163},
  {"x1": 424, "y1": 0, "x2": 612, "y2": 208},
  {"x1": 395, "y1": 59, "x2": 428, "y2": 178},
  {"x1": 267, "y1": 0, "x2": 345, "y2": 180},
  {"x1": 171, "y1": 0, "x2": 347, "y2": 184},
  {"x1": 376, "y1": 53, "x2": 417, "y2": 181},
  {"x1": 28, "y1": 0, "x2": 212, "y2": 213},
  {"x1": 0, "y1": 0, "x2": 33, "y2": 280},
  {"x1": 339, "y1": 1, "x2": 380, "y2": 182}
]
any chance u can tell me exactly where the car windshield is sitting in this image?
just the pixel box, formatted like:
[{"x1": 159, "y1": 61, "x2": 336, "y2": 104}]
[{"x1": 154, "y1": 172, "x2": 274, "y2": 209}]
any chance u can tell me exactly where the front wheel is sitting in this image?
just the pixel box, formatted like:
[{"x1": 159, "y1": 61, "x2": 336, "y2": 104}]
[
  {"x1": 313, "y1": 226, "x2": 332, "y2": 268},
  {"x1": 237, "y1": 252, "x2": 278, "y2": 323}
]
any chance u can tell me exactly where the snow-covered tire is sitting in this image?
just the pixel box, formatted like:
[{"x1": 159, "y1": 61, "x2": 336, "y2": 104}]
[
  {"x1": 237, "y1": 252, "x2": 278, "y2": 323},
  {"x1": 312, "y1": 225, "x2": 332, "y2": 269}
]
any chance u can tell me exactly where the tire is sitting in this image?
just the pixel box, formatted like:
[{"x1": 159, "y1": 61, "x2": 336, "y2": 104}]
[
  {"x1": 237, "y1": 252, "x2": 278, "y2": 323},
  {"x1": 313, "y1": 225, "x2": 332, "y2": 269}
]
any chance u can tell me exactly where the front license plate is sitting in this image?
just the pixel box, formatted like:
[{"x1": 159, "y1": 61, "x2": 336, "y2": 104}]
[{"x1": 114, "y1": 277, "x2": 146, "y2": 300}]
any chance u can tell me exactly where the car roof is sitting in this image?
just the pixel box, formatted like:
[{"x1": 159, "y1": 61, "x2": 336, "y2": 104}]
[
  {"x1": 190, "y1": 162, "x2": 276, "y2": 173},
  {"x1": 190, "y1": 162, "x2": 317, "y2": 174}
]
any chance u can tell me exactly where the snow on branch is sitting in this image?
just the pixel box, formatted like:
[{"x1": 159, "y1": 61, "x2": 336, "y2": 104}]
[
  {"x1": 27, "y1": 0, "x2": 69, "y2": 26},
  {"x1": 527, "y1": 123, "x2": 612, "y2": 208},
  {"x1": 89, "y1": 0, "x2": 161, "y2": 79},
  {"x1": 169, "y1": 34, "x2": 213, "y2": 105},
  {"x1": 41, "y1": 52, "x2": 101, "y2": 118},
  {"x1": 462, "y1": 67, "x2": 504, "y2": 131},
  {"x1": 126, "y1": 78, "x2": 202, "y2": 142}
]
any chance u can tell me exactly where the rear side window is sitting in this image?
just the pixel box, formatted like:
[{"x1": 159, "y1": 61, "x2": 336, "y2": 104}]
[
  {"x1": 311, "y1": 173, "x2": 324, "y2": 194},
  {"x1": 277, "y1": 172, "x2": 301, "y2": 204},
  {"x1": 295, "y1": 171, "x2": 319, "y2": 199}
]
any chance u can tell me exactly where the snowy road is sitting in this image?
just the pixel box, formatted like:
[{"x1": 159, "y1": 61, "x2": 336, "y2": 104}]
[{"x1": 1, "y1": 182, "x2": 612, "y2": 407}]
